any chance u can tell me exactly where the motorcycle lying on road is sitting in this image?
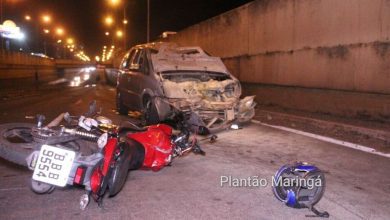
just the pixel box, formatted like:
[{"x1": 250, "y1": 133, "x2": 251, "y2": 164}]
[{"x1": 0, "y1": 102, "x2": 211, "y2": 210}]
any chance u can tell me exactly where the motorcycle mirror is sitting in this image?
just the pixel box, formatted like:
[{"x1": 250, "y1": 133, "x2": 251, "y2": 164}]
[
  {"x1": 86, "y1": 100, "x2": 97, "y2": 117},
  {"x1": 36, "y1": 114, "x2": 46, "y2": 128},
  {"x1": 63, "y1": 112, "x2": 72, "y2": 124}
]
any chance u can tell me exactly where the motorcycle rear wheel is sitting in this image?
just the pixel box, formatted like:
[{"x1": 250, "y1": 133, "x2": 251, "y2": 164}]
[
  {"x1": 0, "y1": 123, "x2": 97, "y2": 167},
  {"x1": 0, "y1": 123, "x2": 40, "y2": 166}
]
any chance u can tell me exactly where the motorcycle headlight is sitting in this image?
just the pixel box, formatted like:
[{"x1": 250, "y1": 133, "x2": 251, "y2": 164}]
[{"x1": 97, "y1": 133, "x2": 108, "y2": 149}]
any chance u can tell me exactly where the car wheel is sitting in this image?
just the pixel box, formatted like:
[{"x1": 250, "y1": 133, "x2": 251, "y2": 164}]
[
  {"x1": 143, "y1": 97, "x2": 160, "y2": 125},
  {"x1": 116, "y1": 92, "x2": 128, "y2": 115}
]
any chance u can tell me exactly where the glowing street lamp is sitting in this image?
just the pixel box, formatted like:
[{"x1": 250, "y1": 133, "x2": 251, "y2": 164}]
[
  {"x1": 24, "y1": 15, "x2": 31, "y2": 21},
  {"x1": 55, "y1": 28, "x2": 64, "y2": 36},
  {"x1": 42, "y1": 15, "x2": 51, "y2": 24},
  {"x1": 123, "y1": 19, "x2": 128, "y2": 24},
  {"x1": 43, "y1": 29, "x2": 50, "y2": 34},
  {"x1": 66, "y1": 38, "x2": 74, "y2": 44},
  {"x1": 105, "y1": 31, "x2": 110, "y2": 36},
  {"x1": 108, "y1": 0, "x2": 121, "y2": 7},
  {"x1": 104, "y1": 16, "x2": 114, "y2": 26},
  {"x1": 116, "y1": 30, "x2": 123, "y2": 38}
]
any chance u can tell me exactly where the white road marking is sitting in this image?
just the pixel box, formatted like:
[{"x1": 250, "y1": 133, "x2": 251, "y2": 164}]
[
  {"x1": 252, "y1": 120, "x2": 390, "y2": 158},
  {"x1": 0, "y1": 187, "x2": 28, "y2": 191}
]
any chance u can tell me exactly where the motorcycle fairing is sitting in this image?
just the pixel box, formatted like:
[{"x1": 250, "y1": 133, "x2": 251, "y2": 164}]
[{"x1": 128, "y1": 124, "x2": 173, "y2": 171}]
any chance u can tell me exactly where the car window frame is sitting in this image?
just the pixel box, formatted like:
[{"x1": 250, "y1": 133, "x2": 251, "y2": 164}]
[
  {"x1": 120, "y1": 52, "x2": 130, "y2": 70},
  {"x1": 129, "y1": 49, "x2": 141, "y2": 70},
  {"x1": 121, "y1": 49, "x2": 136, "y2": 70},
  {"x1": 140, "y1": 50, "x2": 149, "y2": 75}
]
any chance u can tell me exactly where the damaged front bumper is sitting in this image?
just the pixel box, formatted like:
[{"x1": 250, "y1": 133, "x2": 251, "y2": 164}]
[{"x1": 157, "y1": 95, "x2": 256, "y2": 131}]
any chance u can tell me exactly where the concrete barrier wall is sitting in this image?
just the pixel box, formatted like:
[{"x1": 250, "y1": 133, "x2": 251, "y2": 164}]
[
  {"x1": 0, "y1": 50, "x2": 56, "y2": 80},
  {"x1": 169, "y1": 0, "x2": 390, "y2": 120},
  {"x1": 0, "y1": 51, "x2": 93, "y2": 82},
  {"x1": 0, "y1": 50, "x2": 55, "y2": 66},
  {"x1": 169, "y1": 0, "x2": 390, "y2": 94}
]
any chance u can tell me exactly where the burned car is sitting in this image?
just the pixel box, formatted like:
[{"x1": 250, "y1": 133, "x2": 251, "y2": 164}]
[{"x1": 116, "y1": 42, "x2": 255, "y2": 132}]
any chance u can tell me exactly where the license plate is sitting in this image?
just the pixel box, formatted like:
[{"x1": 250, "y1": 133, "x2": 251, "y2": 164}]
[{"x1": 32, "y1": 145, "x2": 76, "y2": 187}]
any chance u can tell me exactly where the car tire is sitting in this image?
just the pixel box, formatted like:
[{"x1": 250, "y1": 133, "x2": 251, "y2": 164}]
[
  {"x1": 116, "y1": 92, "x2": 128, "y2": 115},
  {"x1": 143, "y1": 97, "x2": 160, "y2": 125}
]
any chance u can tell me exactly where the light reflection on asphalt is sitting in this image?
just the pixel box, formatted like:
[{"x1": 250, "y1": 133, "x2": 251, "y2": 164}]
[{"x1": 47, "y1": 67, "x2": 98, "y2": 87}]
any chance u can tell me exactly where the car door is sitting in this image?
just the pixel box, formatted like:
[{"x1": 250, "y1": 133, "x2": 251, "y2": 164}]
[
  {"x1": 118, "y1": 49, "x2": 138, "y2": 110},
  {"x1": 127, "y1": 48, "x2": 145, "y2": 110},
  {"x1": 136, "y1": 49, "x2": 157, "y2": 100}
]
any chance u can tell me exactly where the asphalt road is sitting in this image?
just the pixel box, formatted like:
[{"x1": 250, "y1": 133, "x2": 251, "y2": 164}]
[{"x1": 0, "y1": 74, "x2": 389, "y2": 220}]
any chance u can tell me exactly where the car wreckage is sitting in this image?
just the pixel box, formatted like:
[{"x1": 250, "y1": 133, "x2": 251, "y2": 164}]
[{"x1": 116, "y1": 42, "x2": 256, "y2": 132}]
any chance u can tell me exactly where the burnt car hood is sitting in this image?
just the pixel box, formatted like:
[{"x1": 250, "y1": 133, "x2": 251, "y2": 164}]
[{"x1": 151, "y1": 45, "x2": 229, "y2": 74}]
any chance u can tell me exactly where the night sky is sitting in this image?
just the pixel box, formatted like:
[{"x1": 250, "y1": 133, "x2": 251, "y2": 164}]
[{"x1": 3, "y1": 0, "x2": 253, "y2": 56}]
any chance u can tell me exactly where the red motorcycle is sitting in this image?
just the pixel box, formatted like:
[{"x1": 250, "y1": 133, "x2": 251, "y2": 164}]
[{"x1": 22, "y1": 103, "x2": 211, "y2": 210}]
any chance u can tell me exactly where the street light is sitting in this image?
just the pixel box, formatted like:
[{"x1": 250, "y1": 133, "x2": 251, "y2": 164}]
[
  {"x1": 116, "y1": 30, "x2": 123, "y2": 38},
  {"x1": 55, "y1": 27, "x2": 64, "y2": 36},
  {"x1": 147, "y1": 0, "x2": 150, "y2": 42},
  {"x1": 105, "y1": 31, "x2": 110, "y2": 36},
  {"x1": 104, "y1": 0, "x2": 128, "y2": 48},
  {"x1": 43, "y1": 29, "x2": 50, "y2": 34},
  {"x1": 104, "y1": 16, "x2": 114, "y2": 26},
  {"x1": 24, "y1": 15, "x2": 31, "y2": 21},
  {"x1": 42, "y1": 15, "x2": 51, "y2": 24},
  {"x1": 66, "y1": 37, "x2": 74, "y2": 44},
  {"x1": 107, "y1": 0, "x2": 121, "y2": 7}
]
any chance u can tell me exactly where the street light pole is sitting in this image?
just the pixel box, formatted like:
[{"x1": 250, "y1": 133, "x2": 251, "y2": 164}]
[
  {"x1": 0, "y1": 0, "x2": 3, "y2": 23},
  {"x1": 123, "y1": 6, "x2": 126, "y2": 49},
  {"x1": 1, "y1": 0, "x2": 3, "y2": 50},
  {"x1": 147, "y1": 0, "x2": 150, "y2": 43}
]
